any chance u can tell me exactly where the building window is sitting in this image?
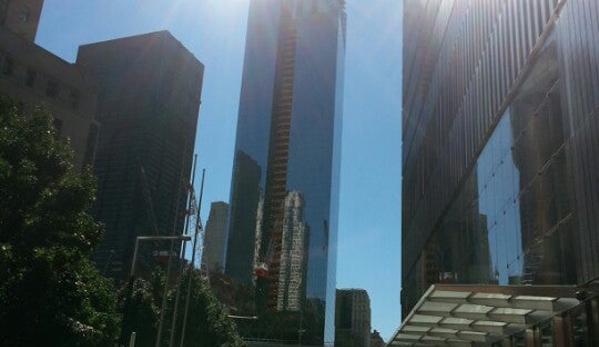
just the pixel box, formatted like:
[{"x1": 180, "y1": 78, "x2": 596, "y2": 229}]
[
  {"x1": 24, "y1": 68, "x2": 36, "y2": 87},
  {"x1": 2, "y1": 56, "x2": 13, "y2": 76},
  {"x1": 52, "y1": 117, "x2": 63, "y2": 137},
  {"x1": 0, "y1": 0, "x2": 8, "y2": 25},
  {"x1": 46, "y1": 81, "x2": 58, "y2": 98},
  {"x1": 16, "y1": 101, "x2": 25, "y2": 115},
  {"x1": 69, "y1": 91, "x2": 80, "y2": 110},
  {"x1": 19, "y1": 6, "x2": 29, "y2": 22}
]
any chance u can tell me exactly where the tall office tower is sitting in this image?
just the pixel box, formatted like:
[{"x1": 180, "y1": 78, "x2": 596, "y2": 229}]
[
  {"x1": 335, "y1": 289, "x2": 371, "y2": 347},
  {"x1": 202, "y1": 201, "x2": 229, "y2": 273},
  {"x1": 0, "y1": 0, "x2": 98, "y2": 170},
  {"x1": 76, "y1": 31, "x2": 204, "y2": 283},
  {"x1": 225, "y1": 0, "x2": 346, "y2": 345},
  {"x1": 394, "y1": 0, "x2": 599, "y2": 345}
]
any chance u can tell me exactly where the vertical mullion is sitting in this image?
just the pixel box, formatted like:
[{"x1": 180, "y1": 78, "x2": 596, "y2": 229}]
[
  {"x1": 486, "y1": 49, "x2": 493, "y2": 137},
  {"x1": 528, "y1": 0, "x2": 542, "y2": 42},
  {"x1": 540, "y1": 0, "x2": 549, "y2": 26},
  {"x1": 583, "y1": 0, "x2": 599, "y2": 108},
  {"x1": 563, "y1": 4, "x2": 591, "y2": 283},
  {"x1": 507, "y1": 0, "x2": 516, "y2": 84},
  {"x1": 572, "y1": 0, "x2": 599, "y2": 279},
  {"x1": 580, "y1": 0, "x2": 599, "y2": 278},
  {"x1": 526, "y1": 0, "x2": 535, "y2": 55},
  {"x1": 495, "y1": 20, "x2": 501, "y2": 113},
  {"x1": 514, "y1": 0, "x2": 524, "y2": 70},
  {"x1": 500, "y1": 6, "x2": 508, "y2": 97}
]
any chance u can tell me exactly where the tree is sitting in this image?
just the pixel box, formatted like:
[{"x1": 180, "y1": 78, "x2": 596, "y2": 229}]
[
  {"x1": 0, "y1": 96, "x2": 120, "y2": 347},
  {"x1": 173, "y1": 269, "x2": 245, "y2": 347},
  {"x1": 334, "y1": 332, "x2": 364, "y2": 347},
  {"x1": 119, "y1": 269, "x2": 162, "y2": 347},
  {"x1": 122, "y1": 268, "x2": 245, "y2": 347}
]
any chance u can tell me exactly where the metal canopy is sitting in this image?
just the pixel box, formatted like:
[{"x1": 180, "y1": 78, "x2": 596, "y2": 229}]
[{"x1": 388, "y1": 284, "x2": 580, "y2": 347}]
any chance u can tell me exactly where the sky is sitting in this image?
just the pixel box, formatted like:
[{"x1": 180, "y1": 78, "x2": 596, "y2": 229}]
[{"x1": 36, "y1": 0, "x2": 403, "y2": 341}]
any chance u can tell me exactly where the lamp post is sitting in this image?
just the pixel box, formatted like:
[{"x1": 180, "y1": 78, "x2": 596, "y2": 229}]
[
  {"x1": 227, "y1": 315, "x2": 259, "y2": 320},
  {"x1": 124, "y1": 235, "x2": 192, "y2": 347}
]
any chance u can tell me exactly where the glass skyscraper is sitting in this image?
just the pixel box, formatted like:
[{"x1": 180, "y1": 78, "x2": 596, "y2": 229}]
[
  {"x1": 225, "y1": 0, "x2": 346, "y2": 345},
  {"x1": 397, "y1": 0, "x2": 599, "y2": 345}
]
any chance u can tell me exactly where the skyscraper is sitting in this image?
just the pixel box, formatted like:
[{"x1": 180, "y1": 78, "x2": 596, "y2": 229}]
[
  {"x1": 394, "y1": 0, "x2": 599, "y2": 345},
  {"x1": 202, "y1": 201, "x2": 229, "y2": 273},
  {"x1": 76, "y1": 31, "x2": 204, "y2": 282},
  {"x1": 225, "y1": 0, "x2": 346, "y2": 345}
]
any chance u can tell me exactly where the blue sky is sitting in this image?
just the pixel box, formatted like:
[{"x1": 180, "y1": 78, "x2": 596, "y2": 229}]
[{"x1": 37, "y1": 0, "x2": 402, "y2": 341}]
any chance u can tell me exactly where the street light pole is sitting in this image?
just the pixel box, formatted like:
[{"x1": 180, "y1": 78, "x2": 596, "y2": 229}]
[
  {"x1": 123, "y1": 235, "x2": 191, "y2": 347},
  {"x1": 169, "y1": 155, "x2": 198, "y2": 347},
  {"x1": 178, "y1": 168, "x2": 206, "y2": 347}
]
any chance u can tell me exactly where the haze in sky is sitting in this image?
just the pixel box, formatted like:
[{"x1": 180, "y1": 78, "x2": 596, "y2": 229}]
[{"x1": 37, "y1": 0, "x2": 402, "y2": 341}]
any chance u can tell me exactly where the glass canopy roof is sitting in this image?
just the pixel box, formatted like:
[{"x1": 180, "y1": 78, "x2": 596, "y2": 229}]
[{"x1": 388, "y1": 284, "x2": 580, "y2": 347}]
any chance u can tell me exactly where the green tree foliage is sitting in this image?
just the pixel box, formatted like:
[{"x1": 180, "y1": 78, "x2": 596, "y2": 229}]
[
  {"x1": 119, "y1": 270, "x2": 162, "y2": 347},
  {"x1": 334, "y1": 331, "x2": 365, "y2": 347},
  {"x1": 174, "y1": 269, "x2": 245, "y2": 347},
  {"x1": 122, "y1": 268, "x2": 245, "y2": 347},
  {"x1": 0, "y1": 96, "x2": 120, "y2": 347}
]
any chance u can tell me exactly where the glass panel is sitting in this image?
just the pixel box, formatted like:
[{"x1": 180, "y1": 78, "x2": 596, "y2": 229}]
[
  {"x1": 513, "y1": 330, "x2": 526, "y2": 347},
  {"x1": 443, "y1": 317, "x2": 474, "y2": 326},
  {"x1": 418, "y1": 34, "x2": 576, "y2": 292},
  {"x1": 421, "y1": 301, "x2": 458, "y2": 312},
  {"x1": 397, "y1": 334, "x2": 423, "y2": 341},
  {"x1": 454, "y1": 303, "x2": 494, "y2": 314},
  {"x1": 403, "y1": 326, "x2": 431, "y2": 333},
  {"x1": 432, "y1": 290, "x2": 472, "y2": 300},
  {"x1": 540, "y1": 320, "x2": 554, "y2": 347},
  {"x1": 411, "y1": 314, "x2": 443, "y2": 325},
  {"x1": 421, "y1": 335, "x2": 447, "y2": 342},
  {"x1": 491, "y1": 307, "x2": 532, "y2": 316},
  {"x1": 570, "y1": 306, "x2": 589, "y2": 347}
]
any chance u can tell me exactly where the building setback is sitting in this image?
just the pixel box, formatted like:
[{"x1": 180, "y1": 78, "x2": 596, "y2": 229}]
[
  {"x1": 335, "y1": 289, "x2": 371, "y2": 347},
  {"x1": 0, "y1": 0, "x2": 98, "y2": 170},
  {"x1": 224, "y1": 0, "x2": 346, "y2": 345},
  {"x1": 76, "y1": 31, "x2": 204, "y2": 283},
  {"x1": 202, "y1": 201, "x2": 229, "y2": 273},
  {"x1": 395, "y1": 0, "x2": 599, "y2": 345}
]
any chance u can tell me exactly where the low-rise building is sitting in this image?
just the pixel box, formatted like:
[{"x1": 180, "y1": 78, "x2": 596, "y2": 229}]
[
  {"x1": 335, "y1": 289, "x2": 371, "y2": 347},
  {"x1": 0, "y1": 0, "x2": 99, "y2": 170}
]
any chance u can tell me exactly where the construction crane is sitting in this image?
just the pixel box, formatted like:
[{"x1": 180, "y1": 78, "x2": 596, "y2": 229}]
[
  {"x1": 255, "y1": 239, "x2": 275, "y2": 279},
  {"x1": 254, "y1": 219, "x2": 281, "y2": 279}
]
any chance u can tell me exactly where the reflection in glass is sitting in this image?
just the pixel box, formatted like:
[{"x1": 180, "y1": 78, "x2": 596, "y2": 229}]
[
  {"x1": 226, "y1": 150, "x2": 262, "y2": 284},
  {"x1": 418, "y1": 39, "x2": 576, "y2": 292},
  {"x1": 277, "y1": 191, "x2": 309, "y2": 312},
  {"x1": 477, "y1": 113, "x2": 523, "y2": 285}
]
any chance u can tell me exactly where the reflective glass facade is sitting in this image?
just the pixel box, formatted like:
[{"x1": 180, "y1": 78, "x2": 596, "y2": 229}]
[
  {"x1": 402, "y1": 0, "x2": 599, "y2": 323},
  {"x1": 225, "y1": 0, "x2": 346, "y2": 345}
]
